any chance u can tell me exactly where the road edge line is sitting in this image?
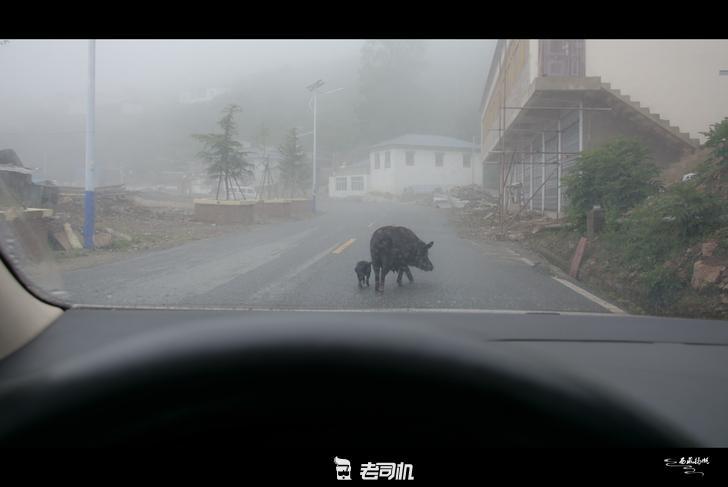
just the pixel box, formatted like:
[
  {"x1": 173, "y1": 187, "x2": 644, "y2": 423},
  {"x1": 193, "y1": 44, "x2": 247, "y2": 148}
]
[{"x1": 551, "y1": 276, "x2": 626, "y2": 314}]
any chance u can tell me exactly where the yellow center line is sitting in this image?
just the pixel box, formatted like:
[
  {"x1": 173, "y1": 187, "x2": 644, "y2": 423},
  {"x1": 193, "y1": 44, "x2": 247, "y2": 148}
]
[{"x1": 332, "y1": 238, "x2": 356, "y2": 255}]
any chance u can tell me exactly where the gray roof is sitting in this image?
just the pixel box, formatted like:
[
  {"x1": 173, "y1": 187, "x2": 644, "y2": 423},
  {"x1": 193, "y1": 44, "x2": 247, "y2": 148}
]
[{"x1": 371, "y1": 134, "x2": 478, "y2": 151}]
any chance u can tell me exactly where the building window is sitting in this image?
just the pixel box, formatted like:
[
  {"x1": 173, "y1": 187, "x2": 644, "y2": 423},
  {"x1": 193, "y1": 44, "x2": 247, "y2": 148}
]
[
  {"x1": 435, "y1": 152, "x2": 444, "y2": 167},
  {"x1": 384, "y1": 151, "x2": 391, "y2": 168},
  {"x1": 351, "y1": 176, "x2": 364, "y2": 191},
  {"x1": 374, "y1": 153, "x2": 380, "y2": 169},
  {"x1": 336, "y1": 177, "x2": 347, "y2": 192},
  {"x1": 463, "y1": 154, "x2": 471, "y2": 168},
  {"x1": 406, "y1": 151, "x2": 415, "y2": 166}
]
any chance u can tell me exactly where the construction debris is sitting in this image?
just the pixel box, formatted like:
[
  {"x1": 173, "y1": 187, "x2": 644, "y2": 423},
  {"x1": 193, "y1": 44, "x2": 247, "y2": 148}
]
[
  {"x1": 93, "y1": 232, "x2": 113, "y2": 248},
  {"x1": 51, "y1": 231, "x2": 72, "y2": 251},
  {"x1": 451, "y1": 193, "x2": 563, "y2": 243},
  {"x1": 45, "y1": 185, "x2": 259, "y2": 264},
  {"x1": 450, "y1": 184, "x2": 495, "y2": 202},
  {"x1": 63, "y1": 222, "x2": 83, "y2": 249}
]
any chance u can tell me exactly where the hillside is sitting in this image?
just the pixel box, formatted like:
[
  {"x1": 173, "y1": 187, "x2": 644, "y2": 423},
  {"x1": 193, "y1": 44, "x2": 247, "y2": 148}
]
[{"x1": 525, "y1": 127, "x2": 728, "y2": 319}]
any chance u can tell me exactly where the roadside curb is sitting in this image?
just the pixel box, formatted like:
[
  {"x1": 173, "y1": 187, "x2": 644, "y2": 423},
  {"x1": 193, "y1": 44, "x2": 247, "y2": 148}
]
[{"x1": 523, "y1": 237, "x2": 634, "y2": 314}]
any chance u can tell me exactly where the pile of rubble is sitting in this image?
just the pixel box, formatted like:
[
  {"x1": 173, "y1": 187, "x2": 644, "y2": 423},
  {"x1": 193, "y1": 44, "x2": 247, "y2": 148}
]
[
  {"x1": 449, "y1": 185, "x2": 499, "y2": 209},
  {"x1": 47, "y1": 185, "x2": 207, "y2": 253},
  {"x1": 446, "y1": 186, "x2": 497, "y2": 237},
  {"x1": 667, "y1": 239, "x2": 728, "y2": 297},
  {"x1": 449, "y1": 184, "x2": 493, "y2": 200},
  {"x1": 449, "y1": 187, "x2": 566, "y2": 242},
  {"x1": 49, "y1": 188, "x2": 133, "y2": 250}
]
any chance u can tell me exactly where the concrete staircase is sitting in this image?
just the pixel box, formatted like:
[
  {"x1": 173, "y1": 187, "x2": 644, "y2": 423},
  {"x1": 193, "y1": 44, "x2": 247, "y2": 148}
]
[{"x1": 599, "y1": 81, "x2": 701, "y2": 149}]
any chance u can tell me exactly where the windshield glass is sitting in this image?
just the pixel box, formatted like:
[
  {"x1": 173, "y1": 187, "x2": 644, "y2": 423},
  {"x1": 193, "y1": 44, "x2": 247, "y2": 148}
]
[{"x1": 1, "y1": 39, "x2": 728, "y2": 318}]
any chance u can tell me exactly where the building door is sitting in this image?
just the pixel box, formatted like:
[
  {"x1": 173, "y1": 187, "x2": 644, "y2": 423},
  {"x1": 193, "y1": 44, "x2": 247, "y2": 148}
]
[{"x1": 539, "y1": 40, "x2": 585, "y2": 77}]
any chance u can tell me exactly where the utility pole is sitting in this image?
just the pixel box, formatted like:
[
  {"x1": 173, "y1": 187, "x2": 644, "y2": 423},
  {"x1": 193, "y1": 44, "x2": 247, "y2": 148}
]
[
  {"x1": 83, "y1": 39, "x2": 96, "y2": 249},
  {"x1": 312, "y1": 90, "x2": 318, "y2": 211},
  {"x1": 306, "y1": 80, "x2": 343, "y2": 213},
  {"x1": 471, "y1": 136, "x2": 476, "y2": 185}
]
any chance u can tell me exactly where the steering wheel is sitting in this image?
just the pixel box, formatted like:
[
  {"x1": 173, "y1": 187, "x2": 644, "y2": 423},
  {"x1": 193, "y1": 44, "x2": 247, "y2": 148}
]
[{"x1": 0, "y1": 314, "x2": 694, "y2": 447}]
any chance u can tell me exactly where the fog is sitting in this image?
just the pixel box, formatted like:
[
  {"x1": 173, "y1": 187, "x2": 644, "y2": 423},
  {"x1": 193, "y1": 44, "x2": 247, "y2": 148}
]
[{"x1": 0, "y1": 39, "x2": 495, "y2": 186}]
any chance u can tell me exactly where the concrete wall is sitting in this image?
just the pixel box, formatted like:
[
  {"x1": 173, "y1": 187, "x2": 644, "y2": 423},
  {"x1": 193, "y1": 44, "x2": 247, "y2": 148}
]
[
  {"x1": 193, "y1": 201, "x2": 256, "y2": 224},
  {"x1": 585, "y1": 39, "x2": 728, "y2": 143},
  {"x1": 289, "y1": 198, "x2": 313, "y2": 218},
  {"x1": 257, "y1": 200, "x2": 291, "y2": 220},
  {"x1": 583, "y1": 109, "x2": 690, "y2": 170},
  {"x1": 369, "y1": 150, "x2": 397, "y2": 194}
]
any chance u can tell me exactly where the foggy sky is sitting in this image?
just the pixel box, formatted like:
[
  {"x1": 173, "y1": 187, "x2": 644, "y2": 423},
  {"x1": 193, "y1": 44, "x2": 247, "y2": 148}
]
[
  {"x1": 0, "y1": 39, "x2": 496, "y2": 184},
  {"x1": 0, "y1": 39, "x2": 493, "y2": 102},
  {"x1": 0, "y1": 40, "x2": 370, "y2": 103}
]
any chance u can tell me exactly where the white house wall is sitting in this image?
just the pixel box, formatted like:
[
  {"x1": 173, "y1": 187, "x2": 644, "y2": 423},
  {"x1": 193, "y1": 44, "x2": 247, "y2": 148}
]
[
  {"x1": 585, "y1": 39, "x2": 728, "y2": 143},
  {"x1": 369, "y1": 148, "x2": 482, "y2": 195},
  {"x1": 369, "y1": 151, "x2": 397, "y2": 194}
]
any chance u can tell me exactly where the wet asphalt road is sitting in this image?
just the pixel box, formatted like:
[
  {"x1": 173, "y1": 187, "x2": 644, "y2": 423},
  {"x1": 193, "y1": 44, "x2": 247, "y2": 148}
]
[{"x1": 61, "y1": 198, "x2": 610, "y2": 313}]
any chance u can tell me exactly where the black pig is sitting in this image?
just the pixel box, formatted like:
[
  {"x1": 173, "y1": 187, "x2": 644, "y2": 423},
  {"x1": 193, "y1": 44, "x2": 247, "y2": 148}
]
[
  {"x1": 355, "y1": 260, "x2": 371, "y2": 288},
  {"x1": 370, "y1": 226, "x2": 433, "y2": 293}
]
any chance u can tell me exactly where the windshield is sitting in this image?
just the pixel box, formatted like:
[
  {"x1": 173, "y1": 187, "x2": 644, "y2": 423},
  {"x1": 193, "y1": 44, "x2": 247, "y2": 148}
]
[{"x1": 1, "y1": 39, "x2": 728, "y2": 318}]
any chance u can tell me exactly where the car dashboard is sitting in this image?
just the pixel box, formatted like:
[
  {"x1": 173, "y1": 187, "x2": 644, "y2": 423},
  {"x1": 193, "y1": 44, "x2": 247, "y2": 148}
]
[{"x1": 0, "y1": 308, "x2": 726, "y2": 447}]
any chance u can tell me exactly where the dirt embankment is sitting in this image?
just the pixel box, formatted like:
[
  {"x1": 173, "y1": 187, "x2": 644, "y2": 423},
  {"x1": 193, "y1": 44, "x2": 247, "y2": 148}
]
[
  {"x1": 522, "y1": 227, "x2": 728, "y2": 320},
  {"x1": 522, "y1": 228, "x2": 644, "y2": 314},
  {"x1": 51, "y1": 190, "x2": 254, "y2": 271},
  {"x1": 447, "y1": 190, "x2": 728, "y2": 320}
]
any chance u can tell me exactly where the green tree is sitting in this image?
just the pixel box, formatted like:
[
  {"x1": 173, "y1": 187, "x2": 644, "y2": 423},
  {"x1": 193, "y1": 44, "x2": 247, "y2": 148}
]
[
  {"x1": 278, "y1": 128, "x2": 310, "y2": 198},
  {"x1": 702, "y1": 117, "x2": 728, "y2": 166},
  {"x1": 615, "y1": 182, "x2": 724, "y2": 270},
  {"x1": 192, "y1": 104, "x2": 254, "y2": 200},
  {"x1": 563, "y1": 138, "x2": 660, "y2": 227}
]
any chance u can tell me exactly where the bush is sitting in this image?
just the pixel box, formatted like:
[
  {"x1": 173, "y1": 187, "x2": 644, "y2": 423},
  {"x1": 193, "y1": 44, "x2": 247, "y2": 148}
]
[
  {"x1": 608, "y1": 182, "x2": 725, "y2": 271},
  {"x1": 701, "y1": 117, "x2": 728, "y2": 167},
  {"x1": 641, "y1": 266, "x2": 687, "y2": 313},
  {"x1": 692, "y1": 118, "x2": 728, "y2": 196},
  {"x1": 563, "y1": 138, "x2": 660, "y2": 228}
]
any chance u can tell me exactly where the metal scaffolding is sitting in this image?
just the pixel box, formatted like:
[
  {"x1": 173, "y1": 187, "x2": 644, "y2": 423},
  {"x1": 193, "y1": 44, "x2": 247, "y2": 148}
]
[{"x1": 485, "y1": 40, "x2": 612, "y2": 237}]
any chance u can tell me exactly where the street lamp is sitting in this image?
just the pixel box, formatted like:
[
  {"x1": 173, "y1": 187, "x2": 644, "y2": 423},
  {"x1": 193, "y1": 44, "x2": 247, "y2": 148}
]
[
  {"x1": 84, "y1": 39, "x2": 96, "y2": 249},
  {"x1": 306, "y1": 80, "x2": 343, "y2": 213}
]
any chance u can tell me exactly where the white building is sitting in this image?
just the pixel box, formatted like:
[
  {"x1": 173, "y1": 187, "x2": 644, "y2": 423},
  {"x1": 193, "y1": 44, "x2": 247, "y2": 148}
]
[
  {"x1": 367, "y1": 135, "x2": 482, "y2": 195},
  {"x1": 328, "y1": 161, "x2": 369, "y2": 198},
  {"x1": 480, "y1": 39, "x2": 728, "y2": 217}
]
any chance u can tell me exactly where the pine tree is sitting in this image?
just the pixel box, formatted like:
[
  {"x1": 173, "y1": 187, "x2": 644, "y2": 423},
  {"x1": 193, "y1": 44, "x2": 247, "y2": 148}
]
[
  {"x1": 255, "y1": 123, "x2": 276, "y2": 199},
  {"x1": 192, "y1": 104, "x2": 254, "y2": 200},
  {"x1": 278, "y1": 128, "x2": 310, "y2": 198}
]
